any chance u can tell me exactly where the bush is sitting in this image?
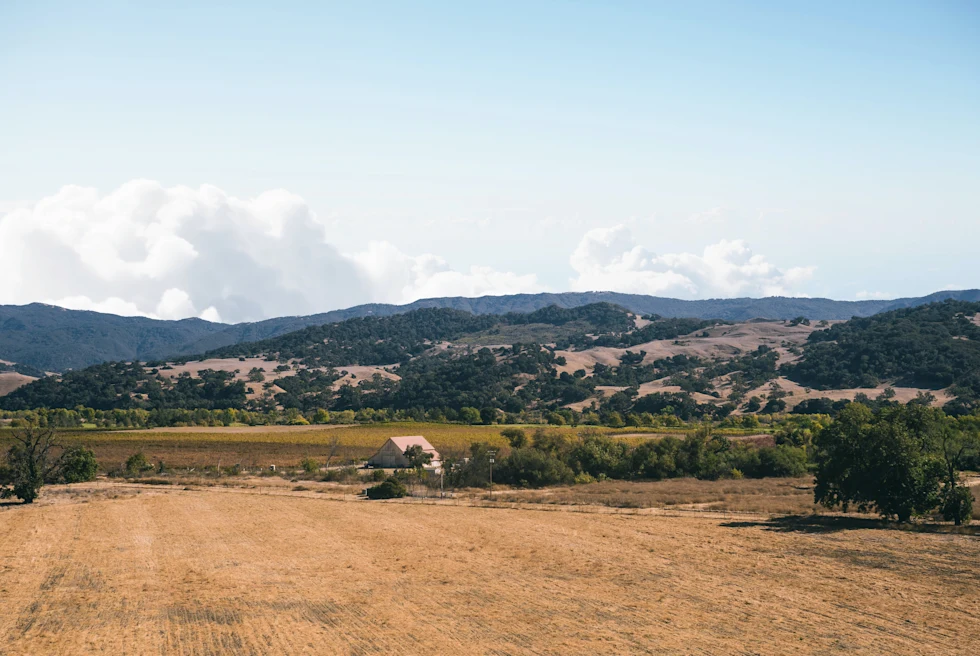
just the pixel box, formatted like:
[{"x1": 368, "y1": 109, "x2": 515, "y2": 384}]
[
  {"x1": 498, "y1": 448, "x2": 574, "y2": 488},
  {"x1": 125, "y1": 452, "x2": 153, "y2": 477},
  {"x1": 501, "y1": 428, "x2": 528, "y2": 448},
  {"x1": 322, "y1": 466, "x2": 359, "y2": 483},
  {"x1": 300, "y1": 457, "x2": 320, "y2": 474},
  {"x1": 366, "y1": 477, "x2": 407, "y2": 499},
  {"x1": 59, "y1": 446, "x2": 98, "y2": 483},
  {"x1": 757, "y1": 445, "x2": 808, "y2": 478}
]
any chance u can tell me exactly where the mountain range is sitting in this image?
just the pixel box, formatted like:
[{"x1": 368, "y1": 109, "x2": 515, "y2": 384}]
[{"x1": 2, "y1": 289, "x2": 979, "y2": 372}]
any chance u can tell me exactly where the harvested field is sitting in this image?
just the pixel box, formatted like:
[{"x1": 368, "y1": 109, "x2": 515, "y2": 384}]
[
  {"x1": 496, "y1": 476, "x2": 822, "y2": 514},
  {"x1": 0, "y1": 483, "x2": 977, "y2": 654}
]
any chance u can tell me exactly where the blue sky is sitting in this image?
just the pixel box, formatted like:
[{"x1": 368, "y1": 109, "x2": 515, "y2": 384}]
[{"x1": 1, "y1": 1, "x2": 977, "y2": 321}]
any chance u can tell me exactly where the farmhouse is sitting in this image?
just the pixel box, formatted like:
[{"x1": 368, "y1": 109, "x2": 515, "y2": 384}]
[{"x1": 367, "y1": 436, "x2": 441, "y2": 469}]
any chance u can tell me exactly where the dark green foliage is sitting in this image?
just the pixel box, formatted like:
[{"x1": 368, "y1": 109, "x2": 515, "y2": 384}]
[
  {"x1": 792, "y1": 397, "x2": 850, "y2": 415},
  {"x1": 125, "y1": 452, "x2": 153, "y2": 477},
  {"x1": 0, "y1": 303, "x2": 227, "y2": 372},
  {"x1": 813, "y1": 404, "x2": 953, "y2": 521},
  {"x1": 0, "y1": 361, "x2": 45, "y2": 378},
  {"x1": 58, "y1": 446, "x2": 98, "y2": 483},
  {"x1": 757, "y1": 444, "x2": 808, "y2": 477},
  {"x1": 568, "y1": 432, "x2": 630, "y2": 479},
  {"x1": 631, "y1": 392, "x2": 726, "y2": 421},
  {"x1": 941, "y1": 484, "x2": 973, "y2": 525},
  {"x1": 0, "y1": 427, "x2": 76, "y2": 503},
  {"x1": 501, "y1": 303, "x2": 633, "y2": 333},
  {"x1": 366, "y1": 476, "x2": 408, "y2": 499},
  {"x1": 444, "y1": 442, "x2": 497, "y2": 488},
  {"x1": 590, "y1": 318, "x2": 725, "y2": 349},
  {"x1": 403, "y1": 445, "x2": 433, "y2": 472},
  {"x1": 619, "y1": 350, "x2": 646, "y2": 365},
  {"x1": 0, "y1": 362, "x2": 247, "y2": 412},
  {"x1": 206, "y1": 308, "x2": 499, "y2": 367},
  {"x1": 784, "y1": 301, "x2": 980, "y2": 402},
  {"x1": 489, "y1": 426, "x2": 809, "y2": 488},
  {"x1": 704, "y1": 346, "x2": 780, "y2": 390},
  {"x1": 500, "y1": 428, "x2": 528, "y2": 448},
  {"x1": 3, "y1": 291, "x2": 977, "y2": 372},
  {"x1": 497, "y1": 448, "x2": 574, "y2": 487}
]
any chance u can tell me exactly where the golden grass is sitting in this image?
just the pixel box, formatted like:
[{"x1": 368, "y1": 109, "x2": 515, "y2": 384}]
[
  {"x1": 0, "y1": 483, "x2": 977, "y2": 654},
  {"x1": 496, "y1": 476, "x2": 823, "y2": 515}
]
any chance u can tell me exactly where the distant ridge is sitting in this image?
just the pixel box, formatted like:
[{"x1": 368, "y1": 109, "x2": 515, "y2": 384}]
[{"x1": 2, "y1": 289, "x2": 978, "y2": 372}]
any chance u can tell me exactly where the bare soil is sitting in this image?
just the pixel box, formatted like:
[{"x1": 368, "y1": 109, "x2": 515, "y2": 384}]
[{"x1": 0, "y1": 482, "x2": 977, "y2": 654}]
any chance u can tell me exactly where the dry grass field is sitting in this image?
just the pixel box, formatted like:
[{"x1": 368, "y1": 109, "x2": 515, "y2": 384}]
[{"x1": 0, "y1": 482, "x2": 977, "y2": 655}]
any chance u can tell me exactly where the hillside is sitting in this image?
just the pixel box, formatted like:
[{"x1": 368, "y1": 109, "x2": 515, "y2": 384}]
[
  {"x1": 3, "y1": 300, "x2": 975, "y2": 424},
  {"x1": 3, "y1": 289, "x2": 979, "y2": 372},
  {"x1": 783, "y1": 300, "x2": 980, "y2": 409},
  {"x1": 0, "y1": 304, "x2": 225, "y2": 372}
]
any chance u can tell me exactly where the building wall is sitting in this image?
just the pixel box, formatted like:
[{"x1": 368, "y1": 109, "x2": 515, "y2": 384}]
[{"x1": 368, "y1": 441, "x2": 410, "y2": 468}]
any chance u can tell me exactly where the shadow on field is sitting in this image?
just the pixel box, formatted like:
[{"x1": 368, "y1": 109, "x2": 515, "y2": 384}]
[{"x1": 722, "y1": 514, "x2": 980, "y2": 536}]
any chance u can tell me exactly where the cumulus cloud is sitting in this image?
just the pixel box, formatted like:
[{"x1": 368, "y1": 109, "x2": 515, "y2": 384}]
[
  {"x1": 570, "y1": 225, "x2": 814, "y2": 298},
  {"x1": 0, "y1": 183, "x2": 818, "y2": 323},
  {"x1": 0, "y1": 181, "x2": 544, "y2": 323}
]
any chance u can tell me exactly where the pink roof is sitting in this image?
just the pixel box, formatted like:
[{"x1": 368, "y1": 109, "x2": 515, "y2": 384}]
[{"x1": 387, "y1": 435, "x2": 438, "y2": 454}]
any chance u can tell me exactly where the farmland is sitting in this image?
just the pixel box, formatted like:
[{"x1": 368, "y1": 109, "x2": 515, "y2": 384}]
[
  {"x1": 0, "y1": 423, "x2": 765, "y2": 471},
  {"x1": 1, "y1": 482, "x2": 978, "y2": 654}
]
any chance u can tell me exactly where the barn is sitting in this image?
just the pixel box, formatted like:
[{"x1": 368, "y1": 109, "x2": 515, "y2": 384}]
[{"x1": 367, "y1": 436, "x2": 441, "y2": 470}]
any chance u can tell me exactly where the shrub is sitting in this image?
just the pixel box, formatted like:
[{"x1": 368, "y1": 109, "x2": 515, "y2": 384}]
[
  {"x1": 322, "y1": 466, "x2": 359, "y2": 483},
  {"x1": 757, "y1": 445, "x2": 808, "y2": 478},
  {"x1": 501, "y1": 428, "x2": 528, "y2": 448},
  {"x1": 498, "y1": 447, "x2": 574, "y2": 488},
  {"x1": 366, "y1": 477, "x2": 407, "y2": 499},
  {"x1": 125, "y1": 452, "x2": 153, "y2": 477},
  {"x1": 300, "y1": 457, "x2": 320, "y2": 474},
  {"x1": 59, "y1": 446, "x2": 98, "y2": 483}
]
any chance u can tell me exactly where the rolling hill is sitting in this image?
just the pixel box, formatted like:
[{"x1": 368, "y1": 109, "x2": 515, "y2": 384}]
[
  {"x1": 1, "y1": 290, "x2": 979, "y2": 372},
  {"x1": 3, "y1": 299, "x2": 978, "y2": 423}
]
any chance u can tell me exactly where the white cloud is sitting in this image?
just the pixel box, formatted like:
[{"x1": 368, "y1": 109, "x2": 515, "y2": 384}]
[
  {"x1": 0, "y1": 180, "x2": 543, "y2": 322},
  {"x1": 855, "y1": 290, "x2": 892, "y2": 300},
  {"x1": 1, "y1": 183, "x2": 820, "y2": 322},
  {"x1": 155, "y1": 288, "x2": 197, "y2": 320},
  {"x1": 569, "y1": 225, "x2": 814, "y2": 298},
  {"x1": 347, "y1": 241, "x2": 544, "y2": 303},
  {"x1": 46, "y1": 295, "x2": 152, "y2": 318}
]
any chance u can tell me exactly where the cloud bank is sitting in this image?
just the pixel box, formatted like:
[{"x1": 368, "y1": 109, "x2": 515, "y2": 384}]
[
  {"x1": 569, "y1": 225, "x2": 815, "y2": 298},
  {"x1": 0, "y1": 182, "x2": 815, "y2": 322},
  {"x1": 0, "y1": 181, "x2": 544, "y2": 323}
]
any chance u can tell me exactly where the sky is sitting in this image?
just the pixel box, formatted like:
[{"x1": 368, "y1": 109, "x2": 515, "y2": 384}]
[{"x1": 1, "y1": 1, "x2": 978, "y2": 323}]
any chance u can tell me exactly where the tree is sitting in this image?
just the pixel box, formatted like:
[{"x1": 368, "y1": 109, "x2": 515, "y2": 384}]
[
  {"x1": 936, "y1": 422, "x2": 979, "y2": 525},
  {"x1": 0, "y1": 427, "x2": 93, "y2": 503},
  {"x1": 459, "y1": 407, "x2": 481, "y2": 424},
  {"x1": 501, "y1": 428, "x2": 528, "y2": 448},
  {"x1": 813, "y1": 404, "x2": 946, "y2": 522},
  {"x1": 403, "y1": 444, "x2": 433, "y2": 487}
]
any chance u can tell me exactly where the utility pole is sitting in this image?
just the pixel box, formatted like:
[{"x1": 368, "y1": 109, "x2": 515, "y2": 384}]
[{"x1": 488, "y1": 450, "x2": 496, "y2": 500}]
